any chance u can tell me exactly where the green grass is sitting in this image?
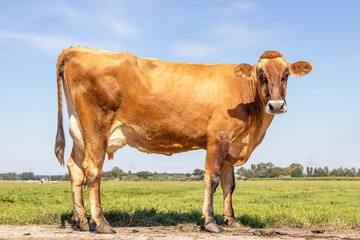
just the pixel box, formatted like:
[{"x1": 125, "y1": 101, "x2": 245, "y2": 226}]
[{"x1": 1, "y1": 179, "x2": 360, "y2": 228}]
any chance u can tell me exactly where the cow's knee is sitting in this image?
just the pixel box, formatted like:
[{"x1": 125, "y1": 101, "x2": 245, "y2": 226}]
[{"x1": 85, "y1": 167, "x2": 102, "y2": 187}]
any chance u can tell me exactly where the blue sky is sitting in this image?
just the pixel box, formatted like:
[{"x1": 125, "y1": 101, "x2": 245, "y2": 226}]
[{"x1": 0, "y1": 0, "x2": 359, "y2": 175}]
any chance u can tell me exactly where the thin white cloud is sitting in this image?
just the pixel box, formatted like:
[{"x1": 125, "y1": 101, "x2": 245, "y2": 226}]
[
  {"x1": 231, "y1": 1, "x2": 260, "y2": 11},
  {"x1": 171, "y1": 24, "x2": 280, "y2": 58},
  {"x1": 102, "y1": 17, "x2": 138, "y2": 37},
  {"x1": 171, "y1": 43, "x2": 218, "y2": 58},
  {"x1": 212, "y1": 24, "x2": 279, "y2": 49},
  {"x1": 172, "y1": 1, "x2": 281, "y2": 59},
  {"x1": 219, "y1": 1, "x2": 260, "y2": 15},
  {"x1": 36, "y1": 1, "x2": 139, "y2": 39},
  {"x1": 0, "y1": 30, "x2": 75, "y2": 54},
  {"x1": 0, "y1": 30, "x2": 123, "y2": 55}
]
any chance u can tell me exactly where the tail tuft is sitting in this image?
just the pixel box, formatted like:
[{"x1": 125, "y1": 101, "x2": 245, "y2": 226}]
[{"x1": 54, "y1": 116, "x2": 65, "y2": 165}]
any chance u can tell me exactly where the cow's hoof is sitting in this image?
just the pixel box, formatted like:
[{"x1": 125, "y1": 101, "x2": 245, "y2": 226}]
[
  {"x1": 96, "y1": 223, "x2": 116, "y2": 234},
  {"x1": 227, "y1": 221, "x2": 241, "y2": 228},
  {"x1": 204, "y1": 222, "x2": 224, "y2": 233},
  {"x1": 77, "y1": 221, "x2": 91, "y2": 231}
]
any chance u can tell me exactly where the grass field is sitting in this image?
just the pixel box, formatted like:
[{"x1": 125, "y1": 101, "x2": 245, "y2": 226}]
[{"x1": 1, "y1": 179, "x2": 360, "y2": 228}]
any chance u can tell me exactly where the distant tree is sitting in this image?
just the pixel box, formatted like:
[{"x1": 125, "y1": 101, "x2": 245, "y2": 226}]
[
  {"x1": 313, "y1": 168, "x2": 318, "y2": 177},
  {"x1": 270, "y1": 167, "x2": 284, "y2": 178},
  {"x1": 111, "y1": 167, "x2": 125, "y2": 178},
  {"x1": 21, "y1": 172, "x2": 34, "y2": 180},
  {"x1": 351, "y1": 167, "x2": 356, "y2": 177},
  {"x1": 251, "y1": 164, "x2": 256, "y2": 171},
  {"x1": 290, "y1": 163, "x2": 304, "y2": 171},
  {"x1": 291, "y1": 168, "x2": 304, "y2": 177},
  {"x1": 331, "y1": 168, "x2": 339, "y2": 176},
  {"x1": 236, "y1": 167, "x2": 246, "y2": 175},
  {"x1": 136, "y1": 171, "x2": 152, "y2": 179},
  {"x1": 337, "y1": 167, "x2": 345, "y2": 176},
  {"x1": 306, "y1": 166, "x2": 313, "y2": 177},
  {"x1": 50, "y1": 175, "x2": 64, "y2": 181},
  {"x1": 1, "y1": 172, "x2": 20, "y2": 180},
  {"x1": 192, "y1": 169, "x2": 205, "y2": 176},
  {"x1": 236, "y1": 167, "x2": 253, "y2": 178},
  {"x1": 345, "y1": 168, "x2": 354, "y2": 177},
  {"x1": 324, "y1": 166, "x2": 329, "y2": 177},
  {"x1": 61, "y1": 173, "x2": 70, "y2": 181},
  {"x1": 283, "y1": 167, "x2": 292, "y2": 176},
  {"x1": 265, "y1": 162, "x2": 275, "y2": 173},
  {"x1": 256, "y1": 168, "x2": 268, "y2": 178},
  {"x1": 102, "y1": 167, "x2": 126, "y2": 180},
  {"x1": 313, "y1": 167, "x2": 326, "y2": 177}
]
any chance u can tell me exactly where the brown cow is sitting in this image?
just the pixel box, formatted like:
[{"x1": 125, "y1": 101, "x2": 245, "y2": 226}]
[{"x1": 54, "y1": 47, "x2": 312, "y2": 233}]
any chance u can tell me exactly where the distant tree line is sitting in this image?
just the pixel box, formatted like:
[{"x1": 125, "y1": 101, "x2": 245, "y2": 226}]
[
  {"x1": 0, "y1": 172, "x2": 64, "y2": 181},
  {"x1": 236, "y1": 162, "x2": 360, "y2": 178},
  {"x1": 1, "y1": 164, "x2": 360, "y2": 181},
  {"x1": 1, "y1": 168, "x2": 204, "y2": 181},
  {"x1": 98, "y1": 167, "x2": 204, "y2": 181}
]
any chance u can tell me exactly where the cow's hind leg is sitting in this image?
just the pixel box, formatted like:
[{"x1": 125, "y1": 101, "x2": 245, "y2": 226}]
[
  {"x1": 67, "y1": 144, "x2": 91, "y2": 231},
  {"x1": 83, "y1": 147, "x2": 115, "y2": 234},
  {"x1": 202, "y1": 133, "x2": 230, "y2": 233},
  {"x1": 221, "y1": 158, "x2": 241, "y2": 227}
]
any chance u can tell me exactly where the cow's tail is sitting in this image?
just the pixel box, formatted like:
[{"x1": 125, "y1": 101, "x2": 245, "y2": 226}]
[{"x1": 54, "y1": 54, "x2": 66, "y2": 166}]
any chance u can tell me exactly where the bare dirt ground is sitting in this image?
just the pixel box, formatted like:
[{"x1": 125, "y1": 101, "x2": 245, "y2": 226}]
[{"x1": 1, "y1": 224, "x2": 360, "y2": 240}]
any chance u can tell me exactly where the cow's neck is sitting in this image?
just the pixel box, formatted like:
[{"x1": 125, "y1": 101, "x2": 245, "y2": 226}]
[
  {"x1": 226, "y1": 94, "x2": 275, "y2": 166},
  {"x1": 251, "y1": 94, "x2": 274, "y2": 134}
]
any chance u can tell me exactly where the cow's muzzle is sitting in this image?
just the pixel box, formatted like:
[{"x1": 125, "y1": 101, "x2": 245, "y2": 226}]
[{"x1": 266, "y1": 100, "x2": 287, "y2": 114}]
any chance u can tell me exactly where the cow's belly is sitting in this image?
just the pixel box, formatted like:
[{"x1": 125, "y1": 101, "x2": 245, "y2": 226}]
[
  {"x1": 69, "y1": 118, "x2": 202, "y2": 156},
  {"x1": 110, "y1": 121, "x2": 204, "y2": 155}
]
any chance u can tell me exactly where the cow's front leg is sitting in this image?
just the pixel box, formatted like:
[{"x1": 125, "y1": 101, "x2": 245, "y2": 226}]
[
  {"x1": 67, "y1": 144, "x2": 91, "y2": 231},
  {"x1": 83, "y1": 149, "x2": 115, "y2": 234},
  {"x1": 202, "y1": 133, "x2": 230, "y2": 233},
  {"x1": 221, "y1": 158, "x2": 241, "y2": 227}
]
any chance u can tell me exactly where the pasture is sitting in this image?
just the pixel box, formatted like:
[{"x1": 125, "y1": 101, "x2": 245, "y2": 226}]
[{"x1": 1, "y1": 179, "x2": 360, "y2": 228}]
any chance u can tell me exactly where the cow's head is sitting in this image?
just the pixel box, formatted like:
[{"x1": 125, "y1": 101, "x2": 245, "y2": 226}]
[{"x1": 234, "y1": 51, "x2": 313, "y2": 115}]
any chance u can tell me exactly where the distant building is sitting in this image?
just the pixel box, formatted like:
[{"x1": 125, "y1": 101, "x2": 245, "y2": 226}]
[
  {"x1": 186, "y1": 174, "x2": 204, "y2": 181},
  {"x1": 186, "y1": 175, "x2": 197, "y2": 181},
  {"x1": 235, "y1": 174, "x2": 247, "y2": 181},
  {"x1": 279, "y1": 175, "x2": 291, "y2": 178},
  {"x1": 40, "y1": 178, "x2": 48, "y2": 183}
]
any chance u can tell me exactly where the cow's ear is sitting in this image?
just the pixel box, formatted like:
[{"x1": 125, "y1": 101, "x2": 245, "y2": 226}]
[
  {"x1": 234, "y1": 63, "x2": 254, "y2": 80},
  {"x1": 289, "y1": 61, "x2": 313, "y2": 77},
  {"x1": 234, "y1": 63, "x2": 257, "y2": 103}
]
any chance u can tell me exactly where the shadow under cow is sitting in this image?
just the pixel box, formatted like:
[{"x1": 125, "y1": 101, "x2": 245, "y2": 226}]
[{"x1": 60, "y1": 209, "x2": 266, "y2": 229}]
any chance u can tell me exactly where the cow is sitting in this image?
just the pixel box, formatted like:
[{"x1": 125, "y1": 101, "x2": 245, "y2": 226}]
[{"x1": 54, "y1": 47, "x2": 312, "y2": 233}]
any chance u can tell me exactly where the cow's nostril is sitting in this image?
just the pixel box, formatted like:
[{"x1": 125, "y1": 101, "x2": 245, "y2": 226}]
[
  {"x1": 280, "y1": 104, "x2": 284, "y2": 110},
  {"x1": 269, "y1": 105, "x2": 273, "y2": 111}
]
